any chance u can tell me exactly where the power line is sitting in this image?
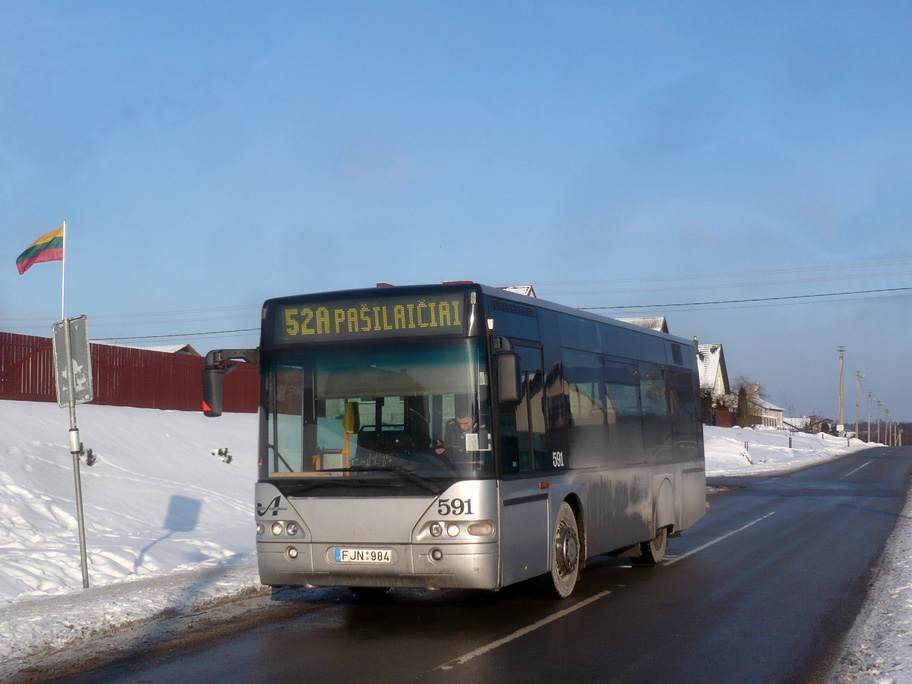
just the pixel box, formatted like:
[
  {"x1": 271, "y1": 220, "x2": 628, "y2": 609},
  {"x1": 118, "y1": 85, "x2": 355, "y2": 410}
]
[
  {"x1": 0, "y1": 304, "x2": 261, "y2": 326},
  {"x1": 93, "y1": 328, "x2": 259, "y2": 342},
  {"x1": 8, "y1": 278, "x2": 912, "y2": 344},
  {"x1": 541, "y1": 268, "x2": 912, "y2": 297},
  {"x1": 111, "y1": 285, "x2": 910, "y2": 339},
  {"x1": 581, "y1": 285, "x2": 912, "y2": 312},
  {"x1": 534, "y1": 257, "x2": 912, "y2": 288}
]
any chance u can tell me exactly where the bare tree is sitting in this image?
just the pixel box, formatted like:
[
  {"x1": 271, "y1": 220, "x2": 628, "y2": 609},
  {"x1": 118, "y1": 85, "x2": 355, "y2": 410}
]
[
  {"x1": 731, "y1": 373, "x2": 766, "y2": 400},
  {"x1": 780, "y1": 395, "x2": 798, "y2": 422}
]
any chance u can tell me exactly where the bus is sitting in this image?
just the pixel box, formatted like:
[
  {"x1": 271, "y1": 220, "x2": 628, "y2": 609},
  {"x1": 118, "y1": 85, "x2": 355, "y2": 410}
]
[{"x1": 202, "y1": 283, "x2": 706, "y2": 598}]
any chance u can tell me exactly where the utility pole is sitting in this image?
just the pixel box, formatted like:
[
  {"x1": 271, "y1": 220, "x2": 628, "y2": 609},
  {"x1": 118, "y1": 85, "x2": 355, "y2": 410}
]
[
  {"x1": 877, "y1": 401, "x2": 882, "y2": 443},
  {"x1": 855, "y1": 371, "x2": 863, "y2": 440},
  {"x1": 837, "y1": 346, "x2": 845, "y2": 436},
  {"x1": 867, "y1": 392, "x2": 872, "y2": 442},
  {"x1": 886, "y1": 409, "x2": 891, "y2": 447}
]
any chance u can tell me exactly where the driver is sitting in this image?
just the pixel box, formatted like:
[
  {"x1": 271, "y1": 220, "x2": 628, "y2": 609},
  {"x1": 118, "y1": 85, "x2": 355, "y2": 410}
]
[{"x1": 434, "y1": 396, "x2": 476, "y2": 459}]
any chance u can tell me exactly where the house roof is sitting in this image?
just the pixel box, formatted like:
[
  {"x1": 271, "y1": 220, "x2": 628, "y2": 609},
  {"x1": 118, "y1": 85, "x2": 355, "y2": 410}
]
[
  {"x1": 696, "y1": 343, "x2": 730, "y2": 394},
  {"x1": 747, "y1": 396, "x2": 785, "y2": 413},
  {"x1": 96, "y1": 342, "x2": 201, "y2": 356},
  {"x1": 617, "y1": 317, "x2": 668, "y2": 333},
  {"x1": 498, "y1": 285, "x2": 537, "y2": 298}
]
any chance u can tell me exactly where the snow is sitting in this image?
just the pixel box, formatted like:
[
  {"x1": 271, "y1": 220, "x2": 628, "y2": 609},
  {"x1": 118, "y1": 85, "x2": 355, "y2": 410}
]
[
  {"x1": 0, "y1": 400, "x2": 259, "y2": 677},
  {"x1": 0, "y1": 401, "x2": 906, "y2": 681},
  {"x1": 703, "y1": 424, "x2": 860, "y2": 477}
]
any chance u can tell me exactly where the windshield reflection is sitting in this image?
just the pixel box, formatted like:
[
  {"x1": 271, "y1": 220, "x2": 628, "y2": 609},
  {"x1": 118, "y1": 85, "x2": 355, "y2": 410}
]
[{"x1": 263, "y1": 339, "x2": 493, "y2": 489}]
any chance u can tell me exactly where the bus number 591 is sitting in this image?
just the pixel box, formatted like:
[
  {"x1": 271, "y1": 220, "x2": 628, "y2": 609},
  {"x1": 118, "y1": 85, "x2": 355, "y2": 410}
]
[{"x1": 438, "y1": 498, "x2": 473, "y2": 516}]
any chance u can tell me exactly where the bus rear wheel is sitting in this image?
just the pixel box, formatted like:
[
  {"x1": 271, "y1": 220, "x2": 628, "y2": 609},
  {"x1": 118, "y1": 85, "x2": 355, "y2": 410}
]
[
  {"x1": 632, "y1": 525, "x2": 668, "y2": 565},
  {"x1": 544, "y1": 502, "x2": 580, "y2": 598}
]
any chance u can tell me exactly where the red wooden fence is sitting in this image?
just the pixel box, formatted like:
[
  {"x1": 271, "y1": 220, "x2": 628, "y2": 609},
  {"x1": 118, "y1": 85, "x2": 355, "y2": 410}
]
[{"x1": 0, "y1": 332, "x2": 258, "y2": 413}]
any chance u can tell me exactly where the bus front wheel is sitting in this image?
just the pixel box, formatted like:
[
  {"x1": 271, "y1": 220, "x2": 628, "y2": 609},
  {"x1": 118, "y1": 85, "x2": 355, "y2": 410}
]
[{"x1": 545, "y1": 502, "x2": 580, "y2": 598}]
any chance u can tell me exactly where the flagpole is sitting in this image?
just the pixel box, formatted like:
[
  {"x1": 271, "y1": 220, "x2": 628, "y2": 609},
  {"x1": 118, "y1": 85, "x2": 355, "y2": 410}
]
[
  {"x1": 61, "y1": 220, "x2": 67, "y2": 320},
  {"x1": 57, "y1": 219, "x2": 90, "y2": 587}
]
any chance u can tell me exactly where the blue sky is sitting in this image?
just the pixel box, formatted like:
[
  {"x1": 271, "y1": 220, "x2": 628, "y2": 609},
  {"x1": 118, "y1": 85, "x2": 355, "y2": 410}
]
[{"x1": 3, "y1": 2, "x2": 911, "y2": 422}]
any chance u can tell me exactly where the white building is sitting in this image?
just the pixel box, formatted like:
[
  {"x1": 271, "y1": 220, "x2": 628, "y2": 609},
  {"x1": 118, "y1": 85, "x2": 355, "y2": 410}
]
[{"x1": 746, "y1": 395, "x2": 786, "y2": 429}]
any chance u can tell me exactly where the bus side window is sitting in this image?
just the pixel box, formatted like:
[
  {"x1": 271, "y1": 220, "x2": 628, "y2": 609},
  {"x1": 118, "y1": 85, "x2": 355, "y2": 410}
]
[
  {"x1": 666, "y1": 370, "x2": 700, "y2": 461},
  {"x1": 563, "y1": 349, "x2": 608, "y2": 469},
  {"x1": 604, "y1": 360, "x2": 643, "y2": 464},
  {"x1": 639, "y1": 362, "x2": 671, "y2": 461}
]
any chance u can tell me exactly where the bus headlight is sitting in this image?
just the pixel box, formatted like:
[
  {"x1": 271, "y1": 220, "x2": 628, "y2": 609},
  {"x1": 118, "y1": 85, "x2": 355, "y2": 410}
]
[
  {"x1": 257, "y1": 523, "x2": 266, "y2": 536},
  {"x1": 286, "y1": 546, "x2": 299, "y2": 560},
  {"x1": 430, "y1": 548, "x2": 443, "y2": 562},
  {"x1": 446, "y1": 523, "x2": 460, "y2": 537},
  {"x1": 468, "y1": 522, "x2": 494, "y2": 536},
  {"x1": 286, "y1": 522, "x2": 299, "y2": 536},
  {"x1": 430, "y1": 522, "x2": 443, "y2": 537},
  {"x1": 271, "y1": 522, "x2": 284, "y2": 536}
]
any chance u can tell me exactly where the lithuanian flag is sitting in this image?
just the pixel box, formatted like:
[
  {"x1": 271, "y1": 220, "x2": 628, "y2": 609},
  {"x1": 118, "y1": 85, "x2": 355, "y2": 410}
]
[{"x1": 16, "y1": 226, "x2": 64, "y2": 275}]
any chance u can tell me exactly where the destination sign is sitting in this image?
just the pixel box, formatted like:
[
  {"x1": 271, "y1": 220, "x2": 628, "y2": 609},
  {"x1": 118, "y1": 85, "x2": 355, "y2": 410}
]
[{"x1": 274, "y1": 293, "x2": 466, "y2": 343}]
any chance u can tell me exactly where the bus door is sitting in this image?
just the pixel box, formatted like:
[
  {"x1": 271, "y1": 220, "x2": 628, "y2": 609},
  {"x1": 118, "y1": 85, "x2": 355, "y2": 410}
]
[{"x1": 499, "y1": 345, "x2": 551, "y2": 586}]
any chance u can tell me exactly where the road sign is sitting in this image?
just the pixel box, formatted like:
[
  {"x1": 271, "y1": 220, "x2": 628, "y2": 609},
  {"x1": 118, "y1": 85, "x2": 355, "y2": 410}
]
[{"x1": 52, "y1": 315, "x2": 94, "y2": 408}]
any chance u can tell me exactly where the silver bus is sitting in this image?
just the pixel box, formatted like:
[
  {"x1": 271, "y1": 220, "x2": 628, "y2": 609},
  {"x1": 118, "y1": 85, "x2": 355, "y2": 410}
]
[{"x1": 202, "y1": 283, "x2": 706, "y2": 598}]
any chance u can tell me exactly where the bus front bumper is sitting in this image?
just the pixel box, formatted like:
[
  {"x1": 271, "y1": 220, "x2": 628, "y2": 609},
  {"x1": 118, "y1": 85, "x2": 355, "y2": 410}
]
[{"x1": 257, "y1": 540, "x2": 500, "y2": 590}]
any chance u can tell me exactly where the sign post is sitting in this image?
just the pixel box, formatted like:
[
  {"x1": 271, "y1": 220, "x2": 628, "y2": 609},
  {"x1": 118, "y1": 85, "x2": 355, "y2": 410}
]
[{"x1": 52, "y1": 315, "x2": 94, "y2": 589}]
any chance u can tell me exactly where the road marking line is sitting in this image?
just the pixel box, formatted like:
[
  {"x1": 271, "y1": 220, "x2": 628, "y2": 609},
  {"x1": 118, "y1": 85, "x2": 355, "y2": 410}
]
[
  {"x1": 435, "y1": 590, "x2": 611, "y2": 671},
  {"x1": 434, "y1": 512, "x2": 776, "y2": 672},
  {"x1": 664, "y1": 511, "x2": 777, "y2": 565},
  {"x1": 841, "y1": 460, "x2": 873, "y2": 479}
]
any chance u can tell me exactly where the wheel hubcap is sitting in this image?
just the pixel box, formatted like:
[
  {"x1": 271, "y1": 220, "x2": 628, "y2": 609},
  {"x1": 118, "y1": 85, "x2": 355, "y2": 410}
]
[{"x1": 555, "y1": 521, "x2": 579, "y2": 577}]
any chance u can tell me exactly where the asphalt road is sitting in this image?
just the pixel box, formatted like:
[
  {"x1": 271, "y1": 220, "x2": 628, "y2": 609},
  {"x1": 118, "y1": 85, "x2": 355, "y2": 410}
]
[{"x1": 63, "y1": 446, "x2": 912, "y2": 684}]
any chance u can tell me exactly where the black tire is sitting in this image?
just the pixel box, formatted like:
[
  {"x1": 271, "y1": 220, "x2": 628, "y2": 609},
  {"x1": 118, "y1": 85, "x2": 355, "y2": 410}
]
[
  {"x1": 544, "y1": 502, "x2": 580, "y2": 598},
  {"x1": 632, "y1": 526, "x2": 668, "y2": 565}
]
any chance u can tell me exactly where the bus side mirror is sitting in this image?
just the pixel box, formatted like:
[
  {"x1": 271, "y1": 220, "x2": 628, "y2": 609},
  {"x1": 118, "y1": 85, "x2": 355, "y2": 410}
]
[
  {"x1": 202, "y1": 366, "x2": 224, "y2": 417},
  {"x1": 496, "y1": 351, "x2": 521, "y2": 405},
  {"x1": 201, "y1": 348, "x2": 258, "y2": 417}
]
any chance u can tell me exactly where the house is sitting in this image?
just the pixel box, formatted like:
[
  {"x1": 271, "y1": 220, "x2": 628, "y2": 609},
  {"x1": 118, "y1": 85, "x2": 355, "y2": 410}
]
[
  {"x1": 100, "y1": 342, "x2": 201, "y2": 356},
  {"x1": 784, "y1": 416, "x2": 812, "y2": 431},
  {"x1": 696, "y1": 343, "x2": 730, "y2": 403},
  {"x1": 808, "y1": 417, "x2": 836, "y2": 435},
  {"x1": 747, "y1": 396, "x2": 786, "y2": 429},
  {"x1": 132, "y1": 344, "x2": 201, "y2": 356}
]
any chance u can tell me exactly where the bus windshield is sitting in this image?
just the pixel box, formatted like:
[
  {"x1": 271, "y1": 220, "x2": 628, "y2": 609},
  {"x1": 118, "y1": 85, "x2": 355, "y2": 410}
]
[{"x1": 262, "y1": 339, "x2": 494, "y2": 488}]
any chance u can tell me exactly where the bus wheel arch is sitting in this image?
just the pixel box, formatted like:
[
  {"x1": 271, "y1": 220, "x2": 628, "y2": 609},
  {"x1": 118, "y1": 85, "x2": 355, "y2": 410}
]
[
  {"x1": 632, "y1": 478, "x2": 673, "y2": 566},
  {"x1": 654, "y1": 477, "x2": 676, "y2": 532}
]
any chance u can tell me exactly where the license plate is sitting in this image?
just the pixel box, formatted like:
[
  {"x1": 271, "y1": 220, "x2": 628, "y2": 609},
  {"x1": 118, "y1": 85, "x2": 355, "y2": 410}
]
[{"x1": 334, "y1": 548, "x2": 392, "y2": 564}]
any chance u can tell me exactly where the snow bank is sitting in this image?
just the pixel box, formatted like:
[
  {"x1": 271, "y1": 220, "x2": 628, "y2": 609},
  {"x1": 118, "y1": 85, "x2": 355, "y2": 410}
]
[
  {"x1": 0, "y1": 400, "x2": 257, "y2": 602},
  {"x1": 0, "y1": 400, "x2": 898, "y2": 681},
  {"x1": 829, "y1": 488, "x2": 912, "y2": 684},
  {"x1": 703, "y1": 424, "x2": 865, "y2": 477}
]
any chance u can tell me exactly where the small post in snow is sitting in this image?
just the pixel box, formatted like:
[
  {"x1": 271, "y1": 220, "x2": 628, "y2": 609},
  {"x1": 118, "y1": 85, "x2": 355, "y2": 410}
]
[
  {"x1": 55, "y1": 222, "x2": 91, "y2": 589},
  {"x1": 52, "y1": 314, "x2": 94, "y2": 589}
]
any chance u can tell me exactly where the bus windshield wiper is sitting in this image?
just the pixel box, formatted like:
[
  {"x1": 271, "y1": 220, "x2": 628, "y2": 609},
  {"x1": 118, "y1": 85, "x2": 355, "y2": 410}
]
[
  {"x1": 327, "y1": 465, "x2": 443, "y2": 495},
  {"x1": 280, "y1": 478, "x2": 400, "y2": 496}
]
